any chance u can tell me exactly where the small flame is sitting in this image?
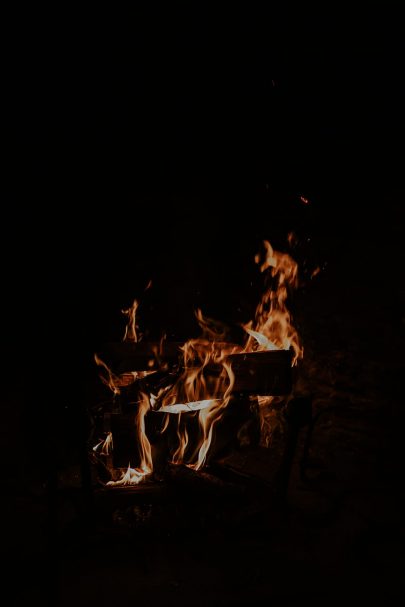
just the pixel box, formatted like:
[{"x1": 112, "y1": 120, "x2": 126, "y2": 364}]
[
  {"x1": 95, "y1": 357, "x2": 155, "y2": 394},
  {"x1": 122, "y1": 299, "x2": 139, "y2": 342},
  {"x1": 192, "y1": 361, "x2": 234, "y2": 470},
  {"x1": 107, "y1": 392, "x2": 153, "y2": 486},
  {"x1": 172, "y1": 418, "x2": 189, "y2": 464},
  {"x1": 256, "y1": 395, "x2": 285, "y2": 447},
  {"x1": 150, "y1": 323, "x2": 236, "y2": 467},
  {"x1": 93, "y1": 432, "x2": 114, "y2": 455},
  {"x1": 94, "y1": 354, "x2": 121, "y2": 395},
  {"x1": 106, "y1": 463, "x2": 147, "y2": 487}
]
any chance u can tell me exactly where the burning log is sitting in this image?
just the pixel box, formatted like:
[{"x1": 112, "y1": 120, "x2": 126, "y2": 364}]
[
  {"x1": 90, "y1": 238, "x2": 303, "y2": 491},
  {"x1": 97, "y1": 342, "x2": 293, "y2": 396}
]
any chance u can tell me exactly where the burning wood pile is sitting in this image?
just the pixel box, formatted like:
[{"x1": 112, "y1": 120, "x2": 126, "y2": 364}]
[{"x1": 90, "y1": 240, "x2": 304, "y2": 493}]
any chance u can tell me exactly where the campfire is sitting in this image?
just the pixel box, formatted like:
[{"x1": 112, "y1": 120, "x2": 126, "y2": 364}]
[{"x1": 91, "y1": 240, "x2": 303, "y2": 491}]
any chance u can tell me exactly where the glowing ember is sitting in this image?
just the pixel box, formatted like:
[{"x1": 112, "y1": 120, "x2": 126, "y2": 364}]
[
  {"x1": 94, "y1": 354, "x2": 121, "y2": 395},
  {"x1": 158, "y1": 399, "x2": 218, "y2": 414},
  {"x1": 122, "y1": 299, "x2": 139, "y2": 342},
  {"x1": 244, "y1": 240, "x2": 302, "y2": 363}
]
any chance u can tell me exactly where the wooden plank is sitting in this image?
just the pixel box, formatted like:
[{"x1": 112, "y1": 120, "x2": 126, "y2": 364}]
[{"x1": 97, "y1": 342, "x2": 293, "y2": 396}]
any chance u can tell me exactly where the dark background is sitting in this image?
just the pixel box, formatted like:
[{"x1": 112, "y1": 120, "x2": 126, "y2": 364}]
[
  {"x1": 2, "y1": 4, "x2": 404, "y2": 605},
  {"x1": 4, "y1": 5, "x2": 404, "y2": 344}
]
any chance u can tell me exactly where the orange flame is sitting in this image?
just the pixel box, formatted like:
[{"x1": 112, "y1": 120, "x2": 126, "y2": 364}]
[
  {"x1": 93, "y1": 431, "x2": 114, "y2": 455},
  {"x1": 122, "y1": 299, "x2": 139, "y2": 342},
  {"x1": 107, "y1": 392, "x2": 153, "y2": 486},
  {"x1": 150, "y1": 325, "x2": 236, "y2": 467},
  {"x1": 94, "y1": 354, "x2": 121, "y2": 395},
  {"x1": 244, "y1": 240, "x2": 302, "y2": 364},
  {"x1": 192, "y1": 361, "x2": 235, "y2": 470},
  {"x1": 95, "y1": 354, "x2": 155, "y2": 393}
]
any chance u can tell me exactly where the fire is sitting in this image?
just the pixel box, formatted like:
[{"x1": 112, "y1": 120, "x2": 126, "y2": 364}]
[
  {"x1": 107, "y1": 392, "x2": 153, "y2": 487},
  {"x1": 244, "y1": 240, "x2": 302, "y2": 364},
  {"x1": 95, "y1": 354, "x2": 155, "y2": 393},
  {"x1": 94, "y1": 238, "x2": 302, "y2": 486},
  {"x1": 122, "y1": 299, "x2": 139, "y2": 342},
  {"x1": 106, "y1": 463, "x2": 147, "y2": 487},
  {"x1": 192, "y1": 361, "x2": 235, "y2": 470}
]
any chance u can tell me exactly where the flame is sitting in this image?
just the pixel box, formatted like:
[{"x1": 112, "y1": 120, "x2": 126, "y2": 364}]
[
  {"x1": 311, "y1": 266, "x2": 320, "y2": 279},
  {"x1": 93, "y1": 432, "x2": 113, "y2": 455},
  {"x1": 256, "y1": 396, "x2": 286, "y2": 447},
  {"x1": 195, "y1": 308, "x2": 227, "y2": 341},
  {"x1": 94, "y1": 238, "x2": 303, "y2": 485},
  {"x1": 106, "y1": 464, "x2": 147, "y2": 487},
  {"x1": 149, "y1": 323, "x2": 236, "y2": 467},
  {"x1": 107, "y1": 392, "x2": 153, "y2": 486},
  {"x1": 122, "y1": 299, "x2": 139, "y2": 342},
  {"x1": 95, "y1": 355, "x2": 155, "y2": 393},
  {"x1": 244, "y1": 240, "x2": 302, "y2": 364}
]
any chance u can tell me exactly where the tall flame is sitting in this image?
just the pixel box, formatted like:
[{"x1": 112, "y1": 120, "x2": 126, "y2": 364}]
[
  {"x1": 94, "y1": 354, "x2": 121, "y2": 395},
  {"x1": 244, "y1": 240, "x2": 302, "y2": 364},
  {"x1": 122, "y1": 299, "x2": 139, "y2": 342},
  {"x1": 152, "y1": 334, "x2": 236, "y2": 468},
  {"x1": 172, "y1": 417, "x2": 189, "y2": 464},
  {"x1": 93, "y1": 431, "x2": 114, "y2": 455},
  {"x1": 107, "y1": 392, "x2": 152, "y2": 486},
  {"x1": 192, "y1": 360, "x2": 235, "y2": 470}
]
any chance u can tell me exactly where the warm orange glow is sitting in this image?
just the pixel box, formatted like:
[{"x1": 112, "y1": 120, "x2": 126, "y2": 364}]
[
  {"x1": 94, "y1": 354, "x2": 121, "y2": 395},
  {"x1": 93, "y1": 432, "x2": 113, "y2": 455},
  {"x1": 94, "y1": 238, "x2": 303, "y2": 486},
  {"x1": 244, "y1": 240, "x2": 302, "y2": 364},
  {"x1": 122, "y1": 299, "x2": 139, "y2": 342}
]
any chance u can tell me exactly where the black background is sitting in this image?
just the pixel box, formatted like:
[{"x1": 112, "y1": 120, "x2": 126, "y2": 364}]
[
  {"x1": 2, "y1": 4, "x2": 404, "y2": 605},
  {"x1": 5, "y1": 5, "x2": 404, "y2": 354}
]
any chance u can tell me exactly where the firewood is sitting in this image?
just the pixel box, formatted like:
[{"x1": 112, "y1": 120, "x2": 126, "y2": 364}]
[{"x1": 98, "y1": 342, "x2": 293, "y2": 396}]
